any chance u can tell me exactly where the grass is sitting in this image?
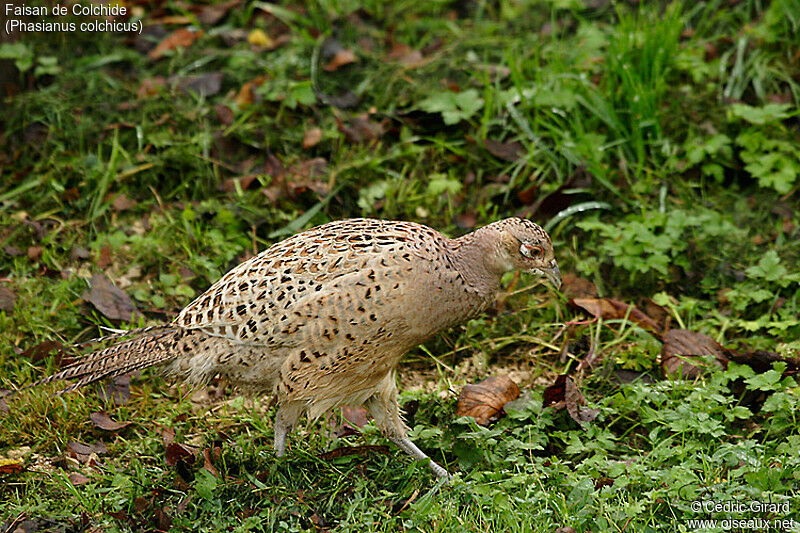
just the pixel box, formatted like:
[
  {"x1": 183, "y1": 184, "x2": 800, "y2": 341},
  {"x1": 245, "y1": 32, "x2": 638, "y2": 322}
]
[{"x1": 2, "y1": 0, "x2": 800, "y2": 531}]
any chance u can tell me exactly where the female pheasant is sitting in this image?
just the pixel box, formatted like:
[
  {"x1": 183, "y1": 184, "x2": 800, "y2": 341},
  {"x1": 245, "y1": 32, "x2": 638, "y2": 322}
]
[{"x1": 19, "y1": 218, "x2": 560, "y2": 478}]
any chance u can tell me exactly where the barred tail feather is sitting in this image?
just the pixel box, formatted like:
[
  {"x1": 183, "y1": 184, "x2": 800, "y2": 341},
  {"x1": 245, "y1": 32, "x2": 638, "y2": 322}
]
[{"x1": 18, "y1": 325, "x2": 180, "y2": 395}]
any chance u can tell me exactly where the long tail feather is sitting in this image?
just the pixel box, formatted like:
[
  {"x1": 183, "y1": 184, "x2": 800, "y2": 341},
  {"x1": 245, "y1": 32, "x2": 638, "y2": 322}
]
[{"x1": 12, "y1": 325, "x2": 180, "y2": 396}]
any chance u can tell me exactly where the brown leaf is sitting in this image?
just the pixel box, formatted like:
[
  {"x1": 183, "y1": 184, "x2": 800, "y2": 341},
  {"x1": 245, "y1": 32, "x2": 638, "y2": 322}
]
[
  {"x1": 570, "y1": 298, "x2": 661, "y2": 334},
  {"x1": 543, "y1": 375, "x2": 598, "y2": 425},
  {"x1": 82, "y1": 273, "x2": 143, "y2": 322},
  {"x1": 165, "y1": 443, "x2": 195, "y2": 467},
  {"x1": 561, "y1": 273, "x2": 598, "y2": 299},
  {"x1": 0, "y1": 459, "x2": 25, "y2": 475},
  {"x1": 542, "y1": 374, "x2": 567, "y2": 407},
  {"x1": 27, "y1": 246, "x2": 42, "y2": 261},
  {"x1": 234, "y1": 76, "x2": 265, "y2": 107},
  {"x1": 3, "y1": 245, "x2": 22, "y2": 256},
  {"x1": 288, "y1": 158, "x2": 328, "y2": 181},
  {"x1": 202, "y1": 447, "x2": 220, "y2": 477},
  {"x1": 661, "y1": 329, "x2": 729, "y2": 379},
  {"x1": 214, "y1": 104, "x2": 234, "y2": 125},
  {"x1": 21, "y1": 340, "x2": 69, "y2": 365},
  {"x1": 456, "y1": 375, "x2": 520, "y2": 425},
  {"x1": 728, "y1": 349, "x2": 800, "y2": 374},
  {"x1": 96, "y1": 244, "x2": 112, "y2": 269},
  {"x1": 197, "y1": 0, "x2": 238, "y2": 25},
  {"x1": 336, "y1": 114, "x2": 385, "y2": 144},
  {"x1": 323, "y1": 49, "x2": 357, "y2": 71},
  {"x1": 303, "y1": 127, "x2": 323, "y2": 149},
  {"x1": 175, "y1": 72, "x2": 224, "y2": 96},
  {"x1": 69, "y1": 472, "x2": 90, "y2": 486},
  {"x1": 90, "y1": 411, "x2": 131, "y2": 432},
  {"x1": 148, "y1": 28, "x2": 204, "y2": 60},
  {"x1": 485, "y1": 138, "x2": 524, "y2": 162},
  {"x1": 386, "y1": 43, "x2": 425, "y2": 67},
  {"x1": 68, "y1": 441, "x2": 107, "y2": 464},
  {"x1": 111, "y1": 193, "x2": 137, "y2": 212},
  {"x1": 159, "y1": 424, "x2": 176, "y2": 445},
  {"x1": 219, "y1": 174, "x2": 260, "y2": 193},
  {"x1": 95, "y1": 374, "x2": 131, "y2": 406},
  {"x1": 0, "y1": 285, "x2": 17, "y2": 313},
  {"x1": 564, "y1": 376, "x2": 599, "y2": 425},
  {"x1": 137, "y1": 77, "x2": 166, "y2": 98}
]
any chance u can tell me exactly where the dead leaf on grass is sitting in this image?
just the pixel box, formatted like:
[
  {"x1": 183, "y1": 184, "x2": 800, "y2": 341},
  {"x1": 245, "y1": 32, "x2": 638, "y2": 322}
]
[
  {"x1": 323, "y1": 48, "x2": 357, "y2": 71},
  {"x1": 148, "y1": 28, "x2": 204, "y2": 60},
  {"x1": 303, "y1": 127, "x2": 323, "y2": 149},
  {"x1": 570, "y1": 297, "x2": 661, "y2": 334},
  {"x1": 69, "y1": 472, "x2": 90, "y2": 486},
  {"x1": 96, "y1": 374, "x2": 132, "y2": 406},
  {"x1": 484, "y1": 138, "x2": 524, "y2": 162},
  {"x1": 175, "y1": 72, "x2": 224, "y2": 96},
  {"x1": 82, "y1": 273, "x2": 143, "y2": 322},
  {"x1": 90, "y1": 411, "x2": 131, "y2": 431},
  {"x1": 336, "y1": 114, "x2": 385, "y2": 144},
  {"x1": 214, "y1": 104, "x2": 234, "y2": 125},
  {"x1": 0, "y1": 285, "x2": 17, "y2": 312},
  {"x1": 456, "y1": 375, "x2": 520, "y2": 425},
  {"x1": 561, "y1": 273, "x2": 598, "y2": 299},
  {"x1": 197, "y1": 0, "x2": 238, "y2": 25},
  {"x1": 0, "y1": 458, "x2": 25, "y2": 475},
  {"x1": 542, "y1": 375, "x2": 598, "y2": 425},
  {"x1": 111, "y1": 193, "x2": 137, "y2": 212},
  {"x1": 386, "y1": 43, "x2": 425, "y2": 67},
  {"x1": 661, "y1": 329, "x2": 729, "y2": 379}
]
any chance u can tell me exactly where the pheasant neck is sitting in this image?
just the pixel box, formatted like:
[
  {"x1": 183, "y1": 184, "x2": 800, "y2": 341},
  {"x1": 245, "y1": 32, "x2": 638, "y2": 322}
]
[{"x1": 448, "y1": 227, "x2": 506, "y2": 297}]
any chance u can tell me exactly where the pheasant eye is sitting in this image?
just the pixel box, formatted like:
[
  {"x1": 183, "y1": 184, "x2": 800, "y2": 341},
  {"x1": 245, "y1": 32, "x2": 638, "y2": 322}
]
[{"x1": 520, "y1": 243, "x2": 541, "y2": 258}]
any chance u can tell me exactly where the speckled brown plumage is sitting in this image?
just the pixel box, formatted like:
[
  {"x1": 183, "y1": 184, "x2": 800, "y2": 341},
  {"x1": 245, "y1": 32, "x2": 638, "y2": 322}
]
[{"x1": 20, "y1": 217, "x2": 560, "y2": 478}]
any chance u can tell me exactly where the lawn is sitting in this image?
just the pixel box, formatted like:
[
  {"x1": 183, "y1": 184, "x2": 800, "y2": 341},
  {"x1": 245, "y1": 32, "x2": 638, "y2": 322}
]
[{"x1": 1, "y1": 0, "x2": 799, "y2": 531}]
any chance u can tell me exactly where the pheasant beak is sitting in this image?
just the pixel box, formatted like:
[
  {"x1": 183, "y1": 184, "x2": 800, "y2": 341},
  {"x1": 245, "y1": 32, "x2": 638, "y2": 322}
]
[{"x1": 532, "y1": 260, "x2": 561, "y2": 290}]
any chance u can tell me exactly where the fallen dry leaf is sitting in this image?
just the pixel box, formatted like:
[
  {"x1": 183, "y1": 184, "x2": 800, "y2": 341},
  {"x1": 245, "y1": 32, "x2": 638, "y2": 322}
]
[
  {"x1": 323, "y1": 49, "x2": 357, "y2": 71},
  {"x1": 96, "y1": 374, "x2": 131, "y2": 406},
  {"x1": 542, "y1": 375, "x2": 599, "y2": 425},
  {"x1": 456, "y1": 375, "x2": 520, "y2": 425},
  {"x1": 570, "y1": 297, "x2": 661, "y2": 334},
  {"x1": 247, "y1": 28, "x2": 273, "y2": 48},
  {"x1": 165, "y1": 442, "x2": 196, "y2": 467},
  {"x1": 386, "y1": 43, "x2": 425, "y2": 67},
  {"x1": 202, "y1": 447, "x2": 220, "y2": 477},
  {"x1": 561, "y1": 273, "x2": 598, "y2": 299},
  {"x1": 0, "y1": 458, "x2": 25, "y2": 475},
  {"x1": 661, "y1": 329, "x2": 729, "y2": 379},
  {"x1": 148, "y1": 28, "x2": 204, "y2": 60},
  {"x1": 0, "y1": 285, "x2": 17, "y2": 312},
  {"x1": 175, "y1": 72, "x2": 224, "y2": 96},
  {"x1": 27, "y1": 246, "x2": 42, "y2": 261},
  {"x1": 235, "y1": 76, "x2": 265, "y2": 107},
  {"x1": 485, "y1": 138, "x2": 524, "y2": 162},
  {"x1": 96, "y1": 244, "x2": 112, "y2": 269},
  {"x1": 336, "y1": 114, "x2": 385, "y2": 144},
  {"x1": 68, "y1": 472, "x2": 90, "y2": 486},
  {"x1": 214, "y1": 103, "x2": 234, "y2": 125},
  {"x1": 21, "y1": 339, "x2": 70, "y2": 366},
  {"x1": 68, "y1": 441, "x2": 107, "y2": 464},
  {"x1": 111, "y1": 193, "x2": 137, "y2": 212},
  {"x1": 288, "y1": 157, "x2": 328, "y2": 181},
  {"x1": 90, "y1": 411, "x2": 131, "y2": 432},
  {"x1": 82, "y1": 273, "x2": 143, "y2": 322},
  {"x1": 197, "y1": 0, "x2": 238, "y2": 25},
  {"x1": 303, "y1": 127, "x2": 323, "y2": 149}
]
